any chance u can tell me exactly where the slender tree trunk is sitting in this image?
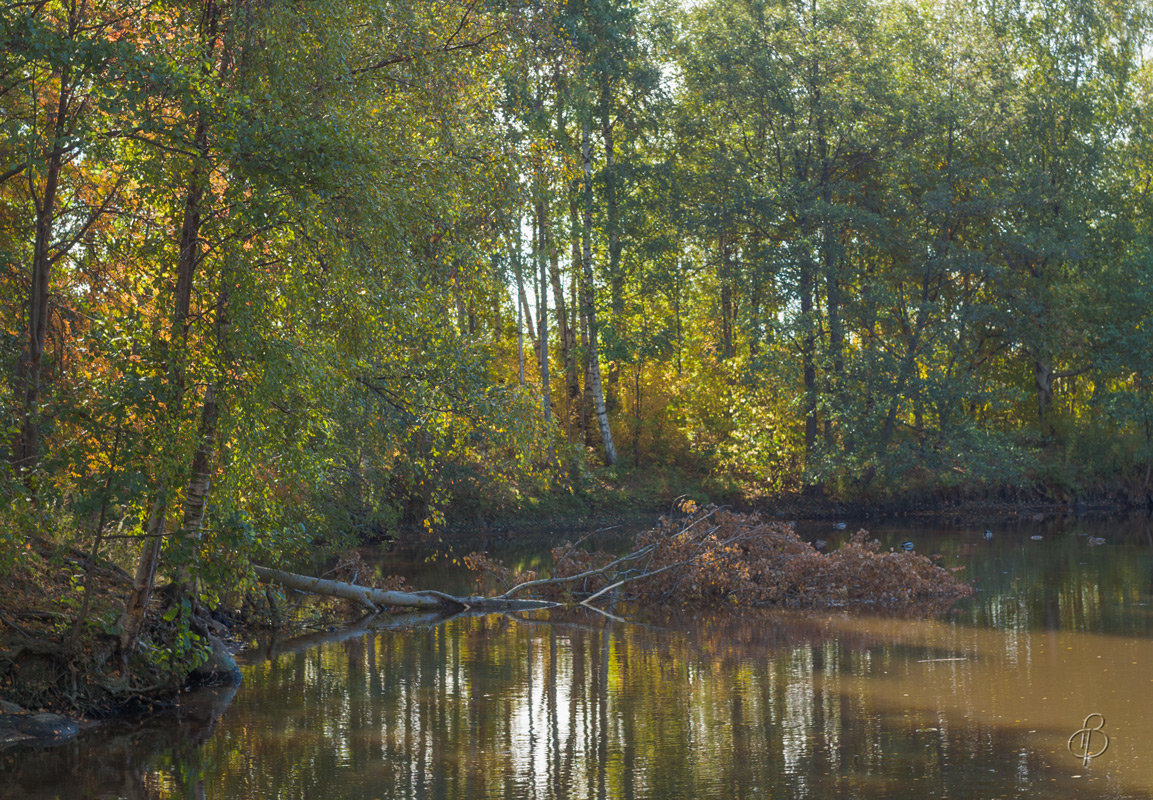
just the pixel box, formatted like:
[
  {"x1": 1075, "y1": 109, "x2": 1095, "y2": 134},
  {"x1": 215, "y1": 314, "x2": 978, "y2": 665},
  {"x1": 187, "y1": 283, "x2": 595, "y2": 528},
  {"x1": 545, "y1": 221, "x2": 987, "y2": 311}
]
[
  {"x1": 748, "y1": 272, "x2": 762, "y2": 361},
  {"x1": 547, "y1": 213, "x2": 578, "y2": 440},
  {"x1": 161, "y1": 0, "x2": 241, "y2": 602},
  {"x1": 872, "y1": 320, "x2": 925, "y2": 468},
  {"x1": 453, "y1": 268, "x2": 468, "y2": 335},
  {"x1": 600, "y1": 85, "x2": 623, "y2": 413},
  {"x1": 71, "y1": 431, "x2": 121, "y2": 645},
  {"x1": 549, "y1": 71, "x2": 579, "y2": 439},
  {"x1": 824, "y1": 232, "x2": 843, "y2": 379},
  {"x1": 514, "y1": 230, "x2": 525, "y2": 386},
  {"x1": 823, "y1": 229, "x2": 844, "y2": 450},
  {"x1": 581, "y1": 117, "x2": 616, "y2": 465},
  {"x1": 120, "y1": 495, "x2": 167, "y2": 655},
  {"x1": 489, "y1": 252, "x2": 500, "y2": 345},
  {"x1": 798, "y1": 21, "x2": 824, "y2": 476},
  {"x1": 800, "y1": 254, "x2": 818, "y2": 464},
  {"x1": 517, "y1": 300, "x2": 525, "y2": 384},
  {"x1": 674, "y1": 257, "x2": 684, "y2": 376},
  {"x1": 572, "y1": 192, "x2": 592, "y2": 444},
  {"x1": 119, "y1": 81, "x2": 214, "y2": 657},
  {"x1": 719, "y1": 236, "x2": 736, "y2": 361},
  {"x1": 536, "y1": 201, "x2": 551, "y2": 429},
  {"x1": 1035, "y1": 356, "x2": 1054, "y2": 431},
  {"x1": 173, "y1": 115, "x2": 210, "y2": 346},
  {"x1": 13, "y1": 2, "x2": 131, "y2": 480},
  {"x1": 515, "y1": 239, "x2": 539, "y2": 358},
  {"x1": 172, "y1": 319, "x2": 224, "y2": 591},
  {"x1": 862, "y1": 272, "x2": 933, "y2": 489},
  {"x1": 13, "y1": 63, "x2": 71, "y2": 477},
  {"x1": 252, "y1": 565, "x2": 554, "y2": 612},
  {"x1": 633, "y1": 343, "x2": 642, "y2": 468},
  {"x1": 179, "y1": 384, "x2": 219, "y2": 567}
]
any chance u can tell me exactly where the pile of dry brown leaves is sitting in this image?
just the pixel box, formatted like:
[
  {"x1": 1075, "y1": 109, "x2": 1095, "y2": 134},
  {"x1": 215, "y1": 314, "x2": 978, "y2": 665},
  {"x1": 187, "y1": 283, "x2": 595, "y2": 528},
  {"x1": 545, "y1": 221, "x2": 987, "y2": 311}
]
[{"x1": 469, "y1": 507, "x2": 973, "y2": 613}]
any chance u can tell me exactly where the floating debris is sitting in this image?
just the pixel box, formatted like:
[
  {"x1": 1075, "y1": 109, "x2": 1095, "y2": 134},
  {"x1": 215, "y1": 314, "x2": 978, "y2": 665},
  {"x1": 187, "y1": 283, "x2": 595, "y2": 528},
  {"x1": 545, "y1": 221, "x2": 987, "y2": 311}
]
[{"x1": 471, "y1": 508, "x2": 974, "y2": 612}]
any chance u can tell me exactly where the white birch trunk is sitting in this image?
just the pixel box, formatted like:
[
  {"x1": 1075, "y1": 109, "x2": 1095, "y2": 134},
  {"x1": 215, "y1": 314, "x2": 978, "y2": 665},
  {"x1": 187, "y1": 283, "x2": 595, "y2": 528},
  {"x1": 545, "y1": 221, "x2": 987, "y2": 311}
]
[{"x1": 580, "y1": 117, "x2": 616, "y2": 465}]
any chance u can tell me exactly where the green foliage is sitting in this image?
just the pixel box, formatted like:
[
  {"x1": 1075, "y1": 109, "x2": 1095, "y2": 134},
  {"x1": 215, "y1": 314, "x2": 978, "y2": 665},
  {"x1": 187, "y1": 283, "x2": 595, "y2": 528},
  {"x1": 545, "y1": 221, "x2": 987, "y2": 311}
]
[
  {"x1": 3, "y1": 0, "x2": 1153, "y2": 646},
  {"x1": 0, "y1": 0, "x2": 556, "y2": 649},
  {"x1": 644, "y1": 0, "x2": 1153, "y2": 499}
]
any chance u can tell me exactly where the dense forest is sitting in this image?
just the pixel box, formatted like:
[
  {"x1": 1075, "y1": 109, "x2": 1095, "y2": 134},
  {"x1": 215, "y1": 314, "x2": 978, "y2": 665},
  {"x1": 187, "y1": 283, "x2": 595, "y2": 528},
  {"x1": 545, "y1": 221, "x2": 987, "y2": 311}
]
[{"x1": 1, "y1": 0, "x2": 1152, "y2": 688}]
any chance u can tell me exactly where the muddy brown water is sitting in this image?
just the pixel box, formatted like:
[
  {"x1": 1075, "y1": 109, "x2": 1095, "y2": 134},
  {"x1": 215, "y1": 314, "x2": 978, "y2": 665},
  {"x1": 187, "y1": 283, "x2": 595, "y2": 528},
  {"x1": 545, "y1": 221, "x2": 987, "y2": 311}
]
[{"x1": 4, "y1": 515, "x2": 1153, "y2": 799}]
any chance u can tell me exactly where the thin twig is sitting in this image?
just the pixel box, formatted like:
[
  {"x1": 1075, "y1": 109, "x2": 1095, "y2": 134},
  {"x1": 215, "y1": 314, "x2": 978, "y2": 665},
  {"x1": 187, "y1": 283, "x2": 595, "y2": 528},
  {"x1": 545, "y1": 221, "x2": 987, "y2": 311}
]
[
  {"x1": 579, "y1": 558, "x2": 696, "y2": 608},
  {"x1": 498, "y1": 544, "x2": 658, "y2": 599}
]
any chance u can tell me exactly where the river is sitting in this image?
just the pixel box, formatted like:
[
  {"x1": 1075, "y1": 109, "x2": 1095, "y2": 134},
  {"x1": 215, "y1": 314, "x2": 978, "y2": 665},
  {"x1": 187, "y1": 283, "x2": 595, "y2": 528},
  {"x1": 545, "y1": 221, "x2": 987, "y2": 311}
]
[{"x1": 3, "y1": 514, "x2": 1153, "y2": 799}]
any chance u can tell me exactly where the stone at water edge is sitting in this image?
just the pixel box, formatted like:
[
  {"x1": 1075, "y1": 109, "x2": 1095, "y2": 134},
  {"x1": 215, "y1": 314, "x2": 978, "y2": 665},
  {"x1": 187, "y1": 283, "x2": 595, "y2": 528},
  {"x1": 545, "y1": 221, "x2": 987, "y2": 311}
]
[
  {"x1": 0, "y1": 700, "x2": 23, "y2": 714},
  {"x1": 187, "y1": 635, "x2": 243, "y2": 688},
  {"x1": 12, "y1": 713, "x2": 80, "y2": 741}
]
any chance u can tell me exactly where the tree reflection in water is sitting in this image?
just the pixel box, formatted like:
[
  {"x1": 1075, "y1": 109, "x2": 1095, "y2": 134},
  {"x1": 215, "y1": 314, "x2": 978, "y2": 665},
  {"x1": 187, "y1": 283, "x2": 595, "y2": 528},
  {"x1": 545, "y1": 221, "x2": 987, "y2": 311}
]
[{"x1": 6, "y1": 520, "x2": 1153, "y2": 800}]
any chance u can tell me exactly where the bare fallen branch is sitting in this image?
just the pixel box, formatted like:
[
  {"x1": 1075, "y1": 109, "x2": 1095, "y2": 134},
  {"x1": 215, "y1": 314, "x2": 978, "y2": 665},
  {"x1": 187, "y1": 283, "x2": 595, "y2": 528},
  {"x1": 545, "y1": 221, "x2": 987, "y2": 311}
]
[
  {"x1": 497, "y1": 543, "x2": 658, "y2": 599},
  {"x1": 258, "y1": 507, "x2": 972, "y2": 622},
  {"x1": 252, "y1": 565, "x2": 558, "y2": 613},
  {"x1": 579, "y1": 558, "x2": 693, "y2": 608},
  {"x1": 473, "y1": 507, "x2": 974, "y2": 614}
]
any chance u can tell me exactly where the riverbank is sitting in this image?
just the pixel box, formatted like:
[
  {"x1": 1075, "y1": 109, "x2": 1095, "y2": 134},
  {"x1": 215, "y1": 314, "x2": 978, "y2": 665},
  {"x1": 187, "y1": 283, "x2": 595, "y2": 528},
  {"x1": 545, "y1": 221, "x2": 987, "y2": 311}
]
[
  {"x1": 1, "y1": 464, "x2": 1144, "y2": 735},
  {"x1": 0, "y1": 536, "x2": 246, "y2": 747},
  {"x1": 427, "y1": 462, "x2": 1144, "y2": 547},
  {"x1": 6, "y1": 518, "x2": 1151, "y2": 800}
]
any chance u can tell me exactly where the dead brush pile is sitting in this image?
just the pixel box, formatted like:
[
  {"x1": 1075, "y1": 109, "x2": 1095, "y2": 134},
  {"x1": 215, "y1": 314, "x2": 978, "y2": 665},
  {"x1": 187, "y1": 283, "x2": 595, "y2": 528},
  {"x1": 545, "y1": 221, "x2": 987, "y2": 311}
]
[{"x1": 472, "y1": 507, "x2": 974, "y2": 613}]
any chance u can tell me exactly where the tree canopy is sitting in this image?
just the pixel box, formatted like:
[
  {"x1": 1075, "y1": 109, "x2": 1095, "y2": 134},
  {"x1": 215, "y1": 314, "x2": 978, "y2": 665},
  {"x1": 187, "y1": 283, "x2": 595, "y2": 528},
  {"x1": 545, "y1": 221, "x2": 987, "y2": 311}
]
[{"x1": 1, "y1": 0, "x2": 1152, "y2": 687}]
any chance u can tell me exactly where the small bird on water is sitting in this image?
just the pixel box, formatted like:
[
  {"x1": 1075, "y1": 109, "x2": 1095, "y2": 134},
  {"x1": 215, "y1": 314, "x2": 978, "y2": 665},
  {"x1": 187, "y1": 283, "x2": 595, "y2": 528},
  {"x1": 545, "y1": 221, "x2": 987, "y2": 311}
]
[
  {"x1": 984, "y1": 529, "x2": 993, "y2": 541},
  {"x1": 900, "y1": 541, "x2": 915, "y2": 551},
  {"x1": 1088, "y1": 537, "x2": 1106, "y2": 546}
]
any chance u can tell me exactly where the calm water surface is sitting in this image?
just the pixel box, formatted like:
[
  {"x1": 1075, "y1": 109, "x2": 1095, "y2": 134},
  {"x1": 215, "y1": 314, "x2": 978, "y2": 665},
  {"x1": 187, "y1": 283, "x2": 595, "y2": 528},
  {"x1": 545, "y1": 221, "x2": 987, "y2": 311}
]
[{"x1": 5, "y1": 515, "x2": 1153, "y2": 799}]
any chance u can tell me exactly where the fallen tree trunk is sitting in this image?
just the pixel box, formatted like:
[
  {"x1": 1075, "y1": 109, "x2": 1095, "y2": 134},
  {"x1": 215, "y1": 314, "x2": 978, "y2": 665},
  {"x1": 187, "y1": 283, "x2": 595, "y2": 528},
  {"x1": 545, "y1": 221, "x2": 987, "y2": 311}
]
[
  {"x1": 256, "y1": 507, "x2": 974, "y2": 620},
  {"x1": 466, "y1": 507, "x2": 976, "y2": 613},
  {"x1": 252, "y1": 565, "x2": 558, "y2": 613}
]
